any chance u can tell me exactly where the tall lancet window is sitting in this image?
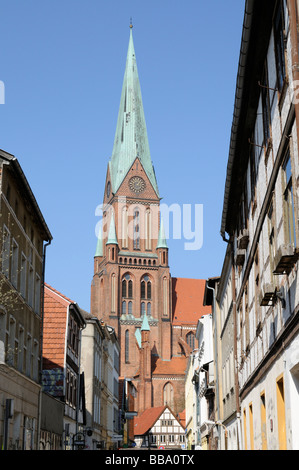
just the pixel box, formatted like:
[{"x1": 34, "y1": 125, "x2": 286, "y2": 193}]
[
  {"x1": 122, "y1": 207, "x2": 128, "y2": 248},
  {"x1": 111, "y1": 274, "x2": 116, "y2": 313},
  {"x1": 133, "y1": 209, "x2": 140, "y2": 249},
  {"x1": 145, "y1": 208, "x2": 151, "y2": 250},
  {"x1": 125, "y1": 330, "x2": 129, "y2": 363},
  {"x1": 163, "y1": 277, "x2": 168, "y2": 317},
  {"x1": 163, "y1": 382, "x2": 174, "y2": 409}
]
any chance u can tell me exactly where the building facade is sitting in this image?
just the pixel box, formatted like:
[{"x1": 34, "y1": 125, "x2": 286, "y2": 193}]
[
  {"x1": 0, "y1": 149, "x2": 52, "y2": 450},
  {"x1": 219, "y1": 0, "x2": 299, "y2": 450},
  {"x1": 133, "y1": 405, "x2": 186, "y2": 449},
  {"x1": 42, "y1": 284, "x2": 86, "y2": 449}
]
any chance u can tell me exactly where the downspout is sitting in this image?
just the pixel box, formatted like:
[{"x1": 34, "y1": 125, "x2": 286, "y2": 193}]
[
  {"x1": 37, "y1": 239, "x2": 51, "y2": 449},
  {"x1": 230, "y1": 243, "x2": 242, "y2": 450},
  {"x1": 76, "y1": 317, "x2": 86, "y2": 439}
]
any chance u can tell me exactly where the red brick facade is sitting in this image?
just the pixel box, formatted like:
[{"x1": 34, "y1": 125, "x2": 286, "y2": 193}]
[{"x1": 90, "y1": 157, "x2": 211, "y2": 416}]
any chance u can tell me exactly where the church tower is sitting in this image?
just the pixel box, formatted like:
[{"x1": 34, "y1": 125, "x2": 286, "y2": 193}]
[{"x1": 90, "y1": 25, "x2": 173, "y2": 391}]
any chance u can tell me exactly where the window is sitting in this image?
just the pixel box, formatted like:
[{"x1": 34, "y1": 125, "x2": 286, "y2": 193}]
[
  {"x1": 133, "y1": 209, "x2": 140, "y2": 249},
  {"x1": 274, "y1": 0, "x2": 286, "y2": 93},
  {"x1": 186, "y1": 331, "x2": 195, "y2": 350},
  {"x1": 145, "y1": 209, "x2": 151, "y2": 250},
  {"x1": 20, "y1": 254, "x2": 27, "y2": 298},
  {"x1": 122, "y1": 279, "x2": 127, "y2": 298},
  {"x1": 163, "y1": 277, "x2": 168, "y2": 316},
  {"x1": 68, "y1": 314, "x2": 80, "y2": 355},
  {"x1": 261, "y1": 62, "x2": 271, "y2": 145},
  {"x1": 128, "y1": 280, "x2": 133, "y2": 298},
  {"x1": 268, "y1": 200, "x2": 276, "y2": 280},
  {"x1": 141, "y1": 280, "x2": 146, "y2": 299},
  {"x1": 122, "y1": 207, "x2": 128, "y2": 248},
  {"x1": 28, "y1": 265, "x2": 34, "y2": 309},
  {"x1": 35, "y1": 274, "x2": 41, "y2": 315},
  {"x1": 283, "y1": 151, "x2": 296, "y2": 246},
  {"x1": 122, "y1": 274, "x2": 133, "y2": 298},
  {"x1": 141, "y1": 302, "x2": 145, "y2": 317},
  {"x1": 249, "y1": 140, "x2": 257, "y2": 204},
  {"x1": 122, "y1": 301, "x2": 126, "y2": 315},
  {"x1": 128, "y1": 301, "x2": 132, "y2": 315},
  {"x1": 125, "y1": 330, "x2": 129, "y2": 363},
  {"x1": 2, "y1": 226, "x2": 10, "y2": 277},
  {"x1": 11, "y1": 239, "x2": 18, "y2": 288},
  {"x1": 141, "y1": 276, "x2": 151, "y2": 299},
  {"x1": 163, "y1": 382, "x2": 174, "y2": 409}
]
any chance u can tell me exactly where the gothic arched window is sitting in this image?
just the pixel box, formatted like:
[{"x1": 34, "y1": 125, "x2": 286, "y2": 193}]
[
  {"x1": 133, "y1": 209, "x2": 140, "y2": 249},
  {"x1": 141, "y1": 302, "x2": 145, "y2": 317},
  {"x1": 122, "y1": 274, "x2": 133, "y2": 299},
  {"x1": 125, "y1": 330, "x2": 129, "y2": 363},
  {"x1": 186, "y1": 331, "x2": 195, "y2": 351},
  {"x1": 163, "y1": 382, "x2": 174, "y2": 409}
]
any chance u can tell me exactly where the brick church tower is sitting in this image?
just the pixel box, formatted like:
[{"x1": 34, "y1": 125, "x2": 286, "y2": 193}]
[{"x1": 90, "y1": 26, "x2": 210, "y2": 416}]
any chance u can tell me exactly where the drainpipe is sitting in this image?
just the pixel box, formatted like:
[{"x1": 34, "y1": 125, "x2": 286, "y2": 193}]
[
  {"x1": 230, "y1": 243, "x2": 242, "y2": 450},
  {"x1": 37, "y1": 239, "x2": 51, "y2": 449}
]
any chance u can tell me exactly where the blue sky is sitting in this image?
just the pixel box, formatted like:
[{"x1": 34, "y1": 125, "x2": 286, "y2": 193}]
[{"x1": 0, "y1": 0, "x2": 245, "y2": 311}]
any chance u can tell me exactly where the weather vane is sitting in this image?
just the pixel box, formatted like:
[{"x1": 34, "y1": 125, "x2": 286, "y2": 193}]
[{"x1": 130, "y1": 17, "x2": 133, "y2": 28}]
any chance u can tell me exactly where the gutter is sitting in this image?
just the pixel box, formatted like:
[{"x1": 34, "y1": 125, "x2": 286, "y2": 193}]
[{"x1": 220, "y1": 0, "x2": 255, "y2": 240}]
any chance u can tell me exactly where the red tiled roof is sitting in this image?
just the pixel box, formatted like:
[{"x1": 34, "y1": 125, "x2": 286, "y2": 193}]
[
  {"x1": 133, "y1": 406, "x2": 167, "y2": 436},
  {"x1": 178, "y1": 410, "x2": 186, "y2": 428},
  {"x1": 152, "y1": 356, "x2": 187, "y2": 376},
  {"x1": 42, "y1": 284, "x2": 73, "y2": 369},
  {"x1": 172, "y1": 277, "x2": 211, "y2": 326}
]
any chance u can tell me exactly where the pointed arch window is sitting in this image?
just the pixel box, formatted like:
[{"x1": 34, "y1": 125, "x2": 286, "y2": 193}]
[
  {"x1": 186, "y1": 331, "x2": 195, "y2": 350},
  {"x1": 145, "y1": 208, "x2": 151, "y2": 250},
  {"x1": 141, "y1": 280, "x2": 146, "y2": 299},
  {"x1": 133, "y1": 209, "x2": 140, "y2": 249},
  {"x1": 128, "y1": 280, "x2": 133, "y2": 298},
  {"x1": 125, "y1": 330, "x2": 129, "y2": 363},
  {"x1": 122, "y1": 301, "x2": 126, "y2": 315},
  {"x1": 147, "y1": 302, "x2": 151, "y2": 317},
  {"x1": 141, "y1": 302, "x2": 145, "y2": 317},
  {"x1": 128, "y1": 301, "x2": 133, "y2": 315},
  {"x1": 122, "y1": 279, "x2": 127, "y2": 298},
  {"x1": 111, "y1": 274, "x2": 116, "y2": 313},
  {"x1": 122, "y1": 274, "x2": 133, "y2": 299},
  {"x1": 163, "y1": 382, "x2": 174, "y2": 409},
  {"x1": 163, "y1": 277, "x2": 168, "y2": 316},
  {"x1": 141, "y1": 275, "x2": 151, "y2": 300},
  {"x1": 122, "y1": 207, "x2": 128, "y2": 248}
]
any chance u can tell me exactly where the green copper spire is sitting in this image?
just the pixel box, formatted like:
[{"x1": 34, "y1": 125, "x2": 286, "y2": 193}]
[
  {"x1": 109, "y1": 26, "x2": 159, "y2": 196},
  {"x1": 141, "y1": 312, "x2": 150, "y2": 331},
  {"x1": 156, "y1": 217, "x2": 168, "y2": 249},
  {"x1": 106, "y1": 213, "x2": 118, "y2": 245}
]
